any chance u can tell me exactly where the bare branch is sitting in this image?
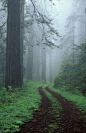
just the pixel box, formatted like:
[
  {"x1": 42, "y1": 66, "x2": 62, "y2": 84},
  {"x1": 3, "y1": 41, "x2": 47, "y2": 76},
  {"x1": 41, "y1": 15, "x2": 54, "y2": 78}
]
[
  {"x1": 0, "y1": 21, "x2": 7, "y2": 31},
  {"x1": 0, "y1": 9, "x2": 5, "y2": 11},
  {"x1": 30, "y1": 0, "x2": 52, "y2": 21}
]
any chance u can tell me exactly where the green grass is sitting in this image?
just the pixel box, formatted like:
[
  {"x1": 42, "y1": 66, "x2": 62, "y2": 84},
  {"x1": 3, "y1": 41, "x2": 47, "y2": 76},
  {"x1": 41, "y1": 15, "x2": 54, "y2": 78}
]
[
  {"x1": 49, "y1": 84, "x2": 86, "y2": 116},
  {"x1": 47, "y1": 123, "x2": 59, "y2": 133},
  {"x1": 42, "y1": 88, "x2": 63, "y2": 132},
  {"x1": 0, "y1": 81, "x2": 42, "y2": 133}
]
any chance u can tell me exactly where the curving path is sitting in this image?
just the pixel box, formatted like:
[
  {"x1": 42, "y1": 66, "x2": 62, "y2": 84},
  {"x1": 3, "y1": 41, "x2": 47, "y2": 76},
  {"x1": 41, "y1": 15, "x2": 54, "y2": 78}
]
[
  {"x1": 46, "y1": 87, "x2": 86, "y2": 133},
  {"x1": 16, "y1": 87, "x2": 86, "y2": 133}
]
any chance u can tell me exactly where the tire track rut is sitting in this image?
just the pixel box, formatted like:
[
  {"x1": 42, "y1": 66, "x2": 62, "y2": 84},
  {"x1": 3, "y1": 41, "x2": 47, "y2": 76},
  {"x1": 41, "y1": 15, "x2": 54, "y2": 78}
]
[
  {"x1": 17, "y1": 87, "x2": 58, "y2": 133},
  {"x1": 46, "y1": 87, "x2": 86, "y2": 133}
]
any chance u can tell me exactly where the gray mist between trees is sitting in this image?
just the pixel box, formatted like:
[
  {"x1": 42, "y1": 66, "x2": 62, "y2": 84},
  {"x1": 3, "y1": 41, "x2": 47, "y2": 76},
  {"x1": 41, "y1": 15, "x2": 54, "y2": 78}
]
[{"x1": 0, "y1": 0, "x2": 86, "y2": 89}]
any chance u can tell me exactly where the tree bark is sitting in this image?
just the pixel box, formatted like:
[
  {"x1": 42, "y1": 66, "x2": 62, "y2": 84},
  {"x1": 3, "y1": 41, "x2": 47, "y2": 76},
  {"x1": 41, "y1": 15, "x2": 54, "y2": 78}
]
[
  {"x1": 5, "y1": 0, "x2": 22, "y2": 88},
  {"x1": 20, "y1": 0, "x2": 24, "y2": 84}
]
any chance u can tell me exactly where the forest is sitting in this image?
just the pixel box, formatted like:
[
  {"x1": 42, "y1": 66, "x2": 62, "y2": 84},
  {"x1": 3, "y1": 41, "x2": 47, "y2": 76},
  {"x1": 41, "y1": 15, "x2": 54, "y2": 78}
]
[{"x1": 0, "y1": 0, "x2": 86, "y2": 132}]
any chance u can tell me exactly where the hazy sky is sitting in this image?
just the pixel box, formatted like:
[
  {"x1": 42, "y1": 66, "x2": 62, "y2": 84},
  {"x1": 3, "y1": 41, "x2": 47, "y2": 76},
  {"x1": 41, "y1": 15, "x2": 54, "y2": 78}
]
[
  {"x1": 50, "y1": 0, "x2": 73, "y2": 35},
  {"x1": 25, "y1": 0, "x2": 73, "y2": 37}
]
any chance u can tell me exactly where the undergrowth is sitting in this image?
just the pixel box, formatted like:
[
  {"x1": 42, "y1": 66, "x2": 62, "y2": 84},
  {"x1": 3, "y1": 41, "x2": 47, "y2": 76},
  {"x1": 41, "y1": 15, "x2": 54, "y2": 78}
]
[
  {"x1": 0, "y1": 81, "x2": 42, "y2": 133},
  {"x1": 49, "y1": 84, "x2": 86, "y2": 116},
  {"x1": 54, "y1": 44, "x2": 86, "y2": 96}
]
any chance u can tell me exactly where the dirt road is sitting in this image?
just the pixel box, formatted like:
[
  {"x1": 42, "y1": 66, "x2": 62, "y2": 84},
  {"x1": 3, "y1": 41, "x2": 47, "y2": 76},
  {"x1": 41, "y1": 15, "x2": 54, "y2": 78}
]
[{"x1": 17, "y1": 87, "x2": 86, "y2": 133}]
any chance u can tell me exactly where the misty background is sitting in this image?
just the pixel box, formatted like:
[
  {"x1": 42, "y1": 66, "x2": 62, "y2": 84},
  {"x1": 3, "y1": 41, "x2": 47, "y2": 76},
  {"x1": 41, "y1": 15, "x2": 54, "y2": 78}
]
[
  {"x1": 1, "y1": 1, "x2": 86, "y2": 132},
  {"x1": 23, "y1": 0, "x2": 86, "y2": 83},
  {"x1": 0, "y1": 0, "x2": 86, "y2": 85}
]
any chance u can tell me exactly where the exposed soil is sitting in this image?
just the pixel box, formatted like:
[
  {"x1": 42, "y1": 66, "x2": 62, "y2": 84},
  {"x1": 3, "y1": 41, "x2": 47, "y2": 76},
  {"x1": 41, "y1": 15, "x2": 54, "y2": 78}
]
[
  {"x1": 16, "y1": 87, "x2": 86, "y2": 133},
  {"x1": 46, "y1": 87, "x2": 86, "y2": 133}
]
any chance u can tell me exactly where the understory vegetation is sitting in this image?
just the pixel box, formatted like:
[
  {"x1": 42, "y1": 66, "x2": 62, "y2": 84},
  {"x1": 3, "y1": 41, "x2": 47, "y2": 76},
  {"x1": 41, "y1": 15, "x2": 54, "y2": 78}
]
[
  {"x1": 1, "y1": 80, "x2": 86, "y2": 132},
  {"x1": 50, "y1": 84, "x2": 86, "y2": 116},
  {"x1": 54, "y1": 43, "x2": 86, "y2": 96},
  {"x1": 0, "y1": 81, "x2": 42, "y2": 133},
  {"x1": 53, "y1": 43, "x2": 86, "y2": 116}
]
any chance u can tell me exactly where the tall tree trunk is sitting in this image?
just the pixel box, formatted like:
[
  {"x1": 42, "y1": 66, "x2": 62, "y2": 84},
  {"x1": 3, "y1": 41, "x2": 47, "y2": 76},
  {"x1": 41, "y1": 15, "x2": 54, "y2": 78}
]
[
  {"x1": 33, "y1": 45, "x2": 40, "y2": 80},
  {"x1": 72, "y1": 21, "x2": 75, "y2": 64},
  {"x1": 85, "y1": 8, "x2": 86, "y2": 40},
  {"x1": 42, "y1": 46, "x2": 46, "y2": 83},
  {"x1": 5, "y1": 0, "x2": 22, "y2": 88},
  {"x1": 36, "y1": 46, "x2": 40, "y2": 80},
  {"x1": 49, "y1": 49, "x2": 52, "y2": 83},
  {"x1": 20, "y1": 0, "x2": 24, "y2": 84},
  {"x1": 27, "y1": 44, "x2": 33, "y2": 80}
]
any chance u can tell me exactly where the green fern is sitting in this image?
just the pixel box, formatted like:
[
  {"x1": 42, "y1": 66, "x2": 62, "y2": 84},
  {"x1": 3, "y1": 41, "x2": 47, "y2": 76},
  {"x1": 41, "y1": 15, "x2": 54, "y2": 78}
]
[{"x1": 0, "y1": 81, "x2": 42, "y2": 132}]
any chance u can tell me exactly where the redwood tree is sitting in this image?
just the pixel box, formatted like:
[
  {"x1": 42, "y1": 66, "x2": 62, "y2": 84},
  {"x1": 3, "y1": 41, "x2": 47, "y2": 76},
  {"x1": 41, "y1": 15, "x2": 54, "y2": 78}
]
[{"x1": 5, "y1": 0, "x2": 23, "y2": 88}]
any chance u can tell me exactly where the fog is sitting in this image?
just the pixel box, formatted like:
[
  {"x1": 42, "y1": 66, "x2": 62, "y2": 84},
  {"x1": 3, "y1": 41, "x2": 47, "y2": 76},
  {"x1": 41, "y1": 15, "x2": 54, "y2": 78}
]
[
  {"x1": 0, "y1": 0, "x2": 86, "y2": 84},
  {"x1": 22, "y1": 0, "x2": 86, "y2": 83},
  {"x1": 0, "y1": 1, "x2": 86, "y2": 132}
]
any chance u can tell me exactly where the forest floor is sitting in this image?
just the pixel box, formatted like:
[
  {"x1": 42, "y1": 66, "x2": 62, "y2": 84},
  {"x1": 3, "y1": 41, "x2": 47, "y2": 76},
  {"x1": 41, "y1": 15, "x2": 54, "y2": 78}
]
[{"x1": 16, "y1": 87, "x2": 86, "y2": 133}]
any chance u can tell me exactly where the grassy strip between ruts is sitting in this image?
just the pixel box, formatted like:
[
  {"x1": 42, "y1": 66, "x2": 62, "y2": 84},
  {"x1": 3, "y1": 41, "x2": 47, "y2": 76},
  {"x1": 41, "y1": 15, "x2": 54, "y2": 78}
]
[
  {"x1": 49, "y1": 84, "x2": 86, "y2": 116},
  {"x1": 0, "y1": 81, "x2": 42, "y2": 133},
  {"x1": 42, "y1": 87, "x2": 63, "y2": 132}
]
